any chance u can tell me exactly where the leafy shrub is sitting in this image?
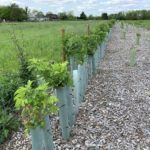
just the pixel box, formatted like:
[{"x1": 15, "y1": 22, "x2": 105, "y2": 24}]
[
  {"x1": 0, "y1": 107, "x2": 18, "y2": 144},
  {"x1": 64, "y1": 34, "x2": 87, "y2": 64},
  {"x1": 82, "y1": 34, "x2": 99, "y2": 55},
  {"x1": 0, "y1": 73, "x2": 22, "y2": 111},
  {"x1": 29, "y1": 59, "x2": 72, "y2": 88},
  {"x1": 14, "y1": 80, "x2": 58, "y2": 131},
  {"x1": 28, "y1": 58, "x2": 51, "y2": 81},
  {"x1": 93, "y1": 24, "x2": 110, "y2": 43},
  {"x1": 94, "y1": 30, "x2": 106, "y2": 43},
  {"x1": 95, "y1": 23, "x2": 110, "y2": 33},
  {"x1": 0, "y1": 73, "x2": 21, "y2": 143},
  {"x1": 11, "y1": 32, "x2": 36, "y2": 85},
  {"x1": 49, "y1": 62, "x2": 73, "y2": 88},
  {"x1": 18, "y1": 52, "x2": 35, "y2": 84},
  {"x1": 108, "y1": 19, "x2": 116, "y2": 28},
  {"x1": 63, "y1": 22, "x2": 113, "y2": 63}
]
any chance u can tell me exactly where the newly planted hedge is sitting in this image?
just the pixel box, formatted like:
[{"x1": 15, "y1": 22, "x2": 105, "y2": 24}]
[
  {"x1": 64, "y1": 21, "x2": 114, "y2": 64},
  {"x1": 1, "y1": 20, "x2": 115, "y2": 144}
]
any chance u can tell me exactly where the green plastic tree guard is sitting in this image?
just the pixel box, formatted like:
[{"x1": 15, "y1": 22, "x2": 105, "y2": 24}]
[
  {"x1": 105, "y1": 32, "x2": 109, "y2": 43},
  {"x1": 88, "y1": 56, "x2": 93, "y2": 79},
  {"x1": 108, "y1": 28, "x2": 112, "y2": 40},
  {"x1": 73, "y1": 69, "x2": 80, "y2": 113},
  {"x1": 98, "y1": 46, "x2": 101, "y2": 61},
  {"x1": 92, "y1": 55, "x2": 96, "y2": 76},
  {"x1": 85, "y1": 58, "x2": 89, "y2": 87},
  {"x1": 87, "y1": 57, "x2": 90, "y2": 80},
  {"x1": 65, "y1": 86, "x2": 75, "y2": 127},
  {"x1": 56, "y1": 87, "x2": 70, "y2": 140},
  {"x1": 104, "y1": 34, "x2": 108, "y2": 53},
  {"x1": 81, "y1": 65, "x2": 84, "y2": 100},
  {"x1": 69, "y1": 57, "x2": 78, "y2": 73},
  {"x1": 31, "y1": 116, "x2": 55, "y2": 150},
  {"x1": 101, "y1": 42, "x2": 105, "y2": 58},
  {"x1": 78, "y1": 65, "x2": 83, "y2": 102},
  {"x1": 97, "y1": 47, "x2": 100, "y2": 66},
  {"x1": 83, "y1": 61, "x2": 87, "y2": 95},
  {"x1": 94, "y1": 49, "x2": 98, "y2": 70}
]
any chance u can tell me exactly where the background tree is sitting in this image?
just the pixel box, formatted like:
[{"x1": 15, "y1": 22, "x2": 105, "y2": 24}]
[
  {"x1": 58, "y1": 12, "x2": 68, "y2": 20},
  {"x1": 46, "y1": 12, "x2": 53, "y2": 17},
  {"x1": 108, "y1": 10, "x2": 150, "y2": 20},
  {"x1": 31, "y1": 10, "x2": 44, "y2": 18},
  {"x1": 0, "y1": 6, "x2": 10, "y2": 20},
  {"x1": 80, "y1": 11, "x2": 87, "y2": 20},
  {"x1": 88, "y1": 14, "x2": 94, "y2": 20},
  {"x1": 101, "y1": 13, "x2": 108, "y2": 20},
  {"x1": 25, "y1": 7, "x2": 29, "y2": 16},
  {"x1": 36, "y1": 11, "x2": 44, "y2": 18},
  {"x1": 67, "y1": 11, "x2": 76, "y2": 20},
  {"x1": 0, "y1": 3, "x2": 27, "y2": 21},
  {"x1": 116, "y1": 12, "x2": 126, "y2": 20}
]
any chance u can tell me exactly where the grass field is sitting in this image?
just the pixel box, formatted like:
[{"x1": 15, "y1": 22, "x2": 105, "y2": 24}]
[
  {"x1": 0, "y1": 20, "x2": 105, "y2": 73},
  {"x1": 126, "y1": 20, "x2": 150, "y2": 29}
]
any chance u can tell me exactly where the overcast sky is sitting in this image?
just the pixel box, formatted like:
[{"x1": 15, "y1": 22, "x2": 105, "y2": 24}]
[{"x1": 0, "y1": 0, "x2": 150, "y2": 15}]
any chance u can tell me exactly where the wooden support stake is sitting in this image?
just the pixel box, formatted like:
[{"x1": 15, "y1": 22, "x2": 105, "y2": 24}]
[
  {"x1": 87, "y1": 24, "x2": 90, "y2": 35},
  {"x1": 73, "y1": 70, "x2": 80, "y2": 113},
  {"x1": 88, "y1": 56, "x2": 93, "y2": 79},
  {"x1": 65, "y1": 86, "x2": 75, "y2": 127},
  {"x1": 78, "y1": 65, "x2": 83, "y2": 102},
  {"x1": 61, "y1": 28, "x2": 66, "y2": 62}
]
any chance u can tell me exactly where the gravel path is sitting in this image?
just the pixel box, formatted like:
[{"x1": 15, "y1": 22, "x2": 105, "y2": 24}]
[
  {"x1": 1, "y1": 24, "x2": 150, "y2": 150},
  {"x1": 55, "y1": 24, "x2": 150, "y2": 150}
]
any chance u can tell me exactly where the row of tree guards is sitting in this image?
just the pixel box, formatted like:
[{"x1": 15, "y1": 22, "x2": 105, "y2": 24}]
[
  {"x1": 29, "y1": 25, "x2": 113, "y2": 150},
  {"x1": 16, "y1": 20, "x2": 113, "y2": 150}
]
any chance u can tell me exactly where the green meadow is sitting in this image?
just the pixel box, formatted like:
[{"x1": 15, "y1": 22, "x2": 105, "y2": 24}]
[
  {"x1": 0, "y1": 20, "x2": 104, "y2": 73},
  {"x1": 126, "y1": 20, "x2": 150, "y2": 29}
]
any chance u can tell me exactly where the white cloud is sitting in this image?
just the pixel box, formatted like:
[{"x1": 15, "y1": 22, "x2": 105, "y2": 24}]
[
  {"x1": 0, "y1": 0, "x2": 15, "y2": 5},
  {"x1": 76, "y1": 0, "x2": 97, "y2": 12},
  {"x1": 0, "y1": 0, "x2": 149, "y2": 15},
  {"x1": 33, "y1": 0, "x2": 76, "y2": 4},
  {"x1": 55, "y1": 6, "x2": 65, "y2": 13},
  {"x1": 97, "y1": 0, "x2": 150, "y2": 14},
  {"x1": 0, "y1": 0, "x2": 25, "y2": 6},
  {"x1": 107, "y1": 0, "x2": 137, "y2": 5}
]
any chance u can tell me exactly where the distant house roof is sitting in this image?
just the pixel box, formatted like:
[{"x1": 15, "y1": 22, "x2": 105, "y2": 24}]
[
  {"x1": 46, "y1": 14, "x2": 60, "y2": 20},
  {"x1": 28, "y1": 16, "x2": 49, "y2": 21}
]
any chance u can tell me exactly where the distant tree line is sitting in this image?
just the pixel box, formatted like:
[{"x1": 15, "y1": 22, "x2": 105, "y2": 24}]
[
  {"x1": 0, "y1": 3, "x2": 150, "y2": 22},
  {"x1": 0, "y1": 3, "x2": 99, "y2": 22},
  {"x1": 109, "y1": 10, "x2": 150, "y2": 20}
]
